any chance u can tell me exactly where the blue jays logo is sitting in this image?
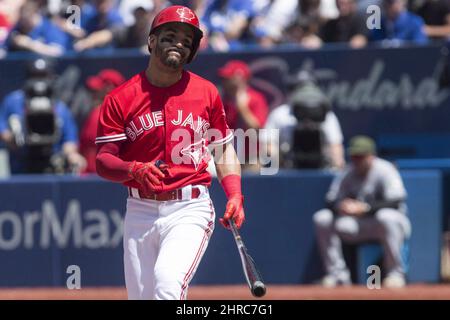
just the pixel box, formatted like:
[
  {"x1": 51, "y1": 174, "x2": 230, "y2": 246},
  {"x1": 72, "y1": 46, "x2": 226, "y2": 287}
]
[
  {"x1": 181, "y1": 139, "x2": 209, "y2": 170},
  {"x1": 176, "y1": 7, "x2": 195, "y2": 22}
]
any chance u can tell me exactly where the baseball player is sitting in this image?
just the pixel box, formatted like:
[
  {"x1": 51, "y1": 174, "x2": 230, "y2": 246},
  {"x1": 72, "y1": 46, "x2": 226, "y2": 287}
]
[
  {"x1": 95, "y1": 5, "x2": 245, "y2": 300},
  {"x1": 313, "y1": 136, "x2": 411, "y2": 288}
]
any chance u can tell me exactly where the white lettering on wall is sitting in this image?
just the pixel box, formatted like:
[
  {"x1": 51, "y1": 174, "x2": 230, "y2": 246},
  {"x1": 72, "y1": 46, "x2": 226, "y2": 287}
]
[{"x1": 0, "y1": 200, "x2": 123, "y2": 250}]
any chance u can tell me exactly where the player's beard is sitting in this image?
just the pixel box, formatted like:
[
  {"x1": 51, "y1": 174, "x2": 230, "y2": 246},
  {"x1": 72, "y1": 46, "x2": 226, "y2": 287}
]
[{"x1": 155, "y1": 45, "x2": 188, "y2": 70}]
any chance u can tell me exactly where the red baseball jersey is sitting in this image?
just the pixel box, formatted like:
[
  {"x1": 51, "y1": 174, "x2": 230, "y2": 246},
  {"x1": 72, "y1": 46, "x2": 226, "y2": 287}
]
[
  {"x1": 96, "y1": 70, "x2": 233, "y2": 192},
  {"x1": 80, "y1": 105, "x2": 101, "y2": 174}
]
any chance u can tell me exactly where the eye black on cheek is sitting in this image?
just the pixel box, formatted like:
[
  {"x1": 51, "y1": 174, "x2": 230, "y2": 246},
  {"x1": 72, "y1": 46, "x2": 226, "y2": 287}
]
[{"x1": 160, "y1": 36, "x2": 173, "y2": 43}]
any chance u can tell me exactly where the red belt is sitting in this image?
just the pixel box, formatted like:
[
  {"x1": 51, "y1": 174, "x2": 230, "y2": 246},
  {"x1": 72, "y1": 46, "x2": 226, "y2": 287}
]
[{"x1": 128, "y1": 186, "x2": 201, "y2": 201}]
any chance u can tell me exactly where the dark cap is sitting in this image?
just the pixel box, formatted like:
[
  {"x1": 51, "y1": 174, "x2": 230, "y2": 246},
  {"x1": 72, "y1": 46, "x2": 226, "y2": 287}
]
[{"x1": 348, "y1": 135, "x2": 376, "y2": 156}]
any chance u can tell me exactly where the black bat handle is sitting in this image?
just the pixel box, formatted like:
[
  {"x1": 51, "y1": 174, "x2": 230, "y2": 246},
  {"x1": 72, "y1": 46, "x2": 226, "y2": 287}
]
[{"x1": 229, "y1": 220, "x2": 266, "y2": 298}]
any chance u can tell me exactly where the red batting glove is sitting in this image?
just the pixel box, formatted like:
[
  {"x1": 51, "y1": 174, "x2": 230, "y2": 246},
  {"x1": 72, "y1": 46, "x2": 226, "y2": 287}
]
[
  {"x1": 220, "y1": 194, "x2": 245, "y2": 229},
  {"x1": 220, "y1": 175, "x2": 245, "y2": 229},
  {"x1": 128, "y1": 161, "x2": 168, "y2": 193}
]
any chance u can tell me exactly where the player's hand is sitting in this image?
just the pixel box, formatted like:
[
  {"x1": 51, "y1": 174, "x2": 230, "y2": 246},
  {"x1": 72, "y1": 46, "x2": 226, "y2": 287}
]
[
  {"x1": 220, "y1": 194, "x2": 245, "y2": 229},
  {"x1": 67, "y1": 152, "x2": 87, "y2": 174},
  {"x1": 235, "y1": 88, "x2": 250, "y2": 111},
  {"x1": 338, "y1": 199, "x2": 367, "y2": 216},
  {"x1": 128, "y1": 161, "x2": 168, "y2": 193}
]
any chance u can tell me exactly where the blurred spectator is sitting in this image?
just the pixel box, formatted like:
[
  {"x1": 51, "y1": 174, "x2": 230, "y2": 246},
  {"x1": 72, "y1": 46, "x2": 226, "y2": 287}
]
[
  {"x1": 357, "y1": 0, "x2": 382, "y2": 14},
  {"x1": 201, "y1": 0, "x2": 255, "y2": 51},
  {"x1": 415, "y1": 0, "x2": 450, "y2": 40},
  {"x1": 0, "y1": 11, "x2": 11, "y2": 56},
  {"x1": 64, "y1": 1, "x2": 160, "y2": 52},
  {"x1": 114, "y1": 1, "x2": 157, "y2": 51},
  {"x1": 41, "y1": 0, "x2": 65, "y2": 17},
  {"x1": 87, "y1": 69, "x2": 126, "y2": 104},
  {"x1": 170, "y1": 0, "x2": 206, "y2": 13},
  {"x1": 369, "y1": 0, "x2": 428, "y2": 44},
  {"x1": 6, "y1": 0, "x2": 68, "y2": 57},
  {"x1": 79, "y1": 69, "x2": 125, "y2": 174},
  {"x1": 52, "y1": 0, "x2": 97, "y2": 45},
  {"x1": 32, "y1": 0, "x2": 59, "y2": 17},
  {"x1": 264, "y1": 71, "x2": 345, "y2": 169},
  {"x1": 118, "y1": 0, "x2": 166, "y2": 26},
  {"x1": 282, "y1": 0, "x2": 323, "y2": 49},
  {"x1": 0, "y1": 11, "x2": 11, "y2": 42},
  {"x1": 313, "y1": 136, "x2": 411, "y2": 288},
  {"x1": 0, "y1": 0, "x2": 26, "y2": 27},
  {"x1": 320, "y1": 0, "x2": 368, "y2": 48},
  {"x1": 119, "y1": 0, "x2": 154, "y2": 26},
  {"x1": 250, "y1": 0, "x2": 298, "y2": 47},
  {"x1": 0, "y1": 58, "x2": 86, "y2": 174},
  {"x1": 218, "y1": 60, "x2": 268, "y2": 171},
  {"x1": 73, "y1": 0, "x2": 97, "y2": 22},
  {"x1": 319, "y1": 0, "x2": 339, "y2": 19},
  {"x1": 74, "y1": 67, "x2": 126, "y2": 128},
  {"x1": 73, "y1": 0, "x2": 124, "y2": 52},
  {"x1": 218, "y1": 60, "x2": 268, "y2": 130},
  {"x1": 83, "y1": 0, "x2": 123, "y2": 34}
]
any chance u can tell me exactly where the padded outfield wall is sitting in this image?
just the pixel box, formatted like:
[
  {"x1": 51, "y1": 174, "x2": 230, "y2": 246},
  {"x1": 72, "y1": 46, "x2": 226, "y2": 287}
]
[{"x1": 0, "y1": 171, "x2": 441, "y2": 287}]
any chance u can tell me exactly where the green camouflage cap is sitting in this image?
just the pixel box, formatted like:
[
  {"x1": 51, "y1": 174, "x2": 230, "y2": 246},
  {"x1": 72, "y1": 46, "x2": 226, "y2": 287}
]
[{"x1": 348, "y1": 135, "x2": 376, "y2": 156}]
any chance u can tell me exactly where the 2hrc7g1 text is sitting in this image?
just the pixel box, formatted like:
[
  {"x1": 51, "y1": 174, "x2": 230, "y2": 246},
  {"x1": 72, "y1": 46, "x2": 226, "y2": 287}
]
[{"x1": 219, "y1": 304, "x2": 272, "y2": 315}]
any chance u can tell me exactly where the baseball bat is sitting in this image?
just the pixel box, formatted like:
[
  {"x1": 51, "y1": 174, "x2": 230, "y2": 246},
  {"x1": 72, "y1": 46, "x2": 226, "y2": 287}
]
[{"x1": 229, "y1": 220, "x2": 266, "y2": 298}]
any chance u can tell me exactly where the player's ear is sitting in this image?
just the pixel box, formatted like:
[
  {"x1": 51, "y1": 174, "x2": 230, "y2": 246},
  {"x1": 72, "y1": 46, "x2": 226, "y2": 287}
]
[{"x1": 148, "y1": 34, "x2": 157, "y2": 53}]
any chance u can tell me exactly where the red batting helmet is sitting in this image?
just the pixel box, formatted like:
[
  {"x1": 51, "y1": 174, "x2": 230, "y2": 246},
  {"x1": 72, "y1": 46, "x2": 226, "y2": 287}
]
[{"x1": 149, "y1": 5, "x2": 203, "y2": 63}]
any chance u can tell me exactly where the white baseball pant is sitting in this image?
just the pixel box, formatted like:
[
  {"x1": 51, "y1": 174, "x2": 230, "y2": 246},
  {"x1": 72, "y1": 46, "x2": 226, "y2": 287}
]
[{"x1": 123, "y1": 185, "x2": 215, "y2": 300}]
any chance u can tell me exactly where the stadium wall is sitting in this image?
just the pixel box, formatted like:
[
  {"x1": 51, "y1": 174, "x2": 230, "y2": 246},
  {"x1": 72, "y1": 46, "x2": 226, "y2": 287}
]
[{"x1": 0, "y1": 171, "x2": 441, "y2": 287}]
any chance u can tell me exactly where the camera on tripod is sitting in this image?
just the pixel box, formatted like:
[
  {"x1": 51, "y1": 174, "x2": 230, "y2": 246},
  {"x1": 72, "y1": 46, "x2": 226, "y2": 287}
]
[
  {"x1": 24, "y1": 78, "x2": 58, "y2": 144},
  {"x1": 287, "y1": 81, "x2": 331, "y2": 169},
  {"x1": 22, "y1": 78, "x2": 60, "y2": 173}
]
